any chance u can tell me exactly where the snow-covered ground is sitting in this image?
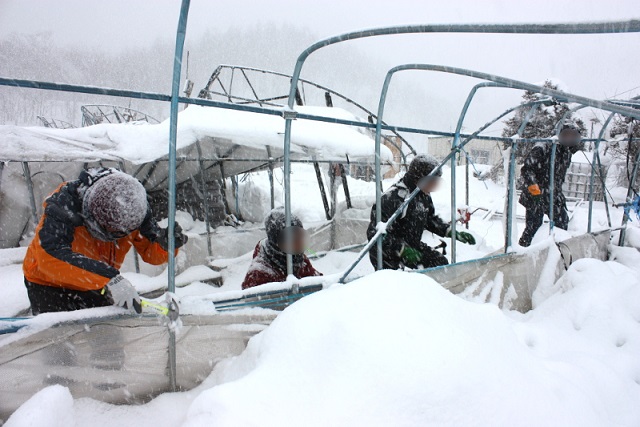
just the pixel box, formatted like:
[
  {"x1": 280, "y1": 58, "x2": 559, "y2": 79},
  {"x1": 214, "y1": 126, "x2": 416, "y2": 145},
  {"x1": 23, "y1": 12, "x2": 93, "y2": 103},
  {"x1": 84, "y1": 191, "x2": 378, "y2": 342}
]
[
  {"x1": 5, "y1": 252, "x2": 640, "y2": 426},
  {"x1": 0, "y1": 161, "x2": 631, "y2": 317},
  {"x1": 2, "y1": 160, "x2": 640, "y2": 425}
]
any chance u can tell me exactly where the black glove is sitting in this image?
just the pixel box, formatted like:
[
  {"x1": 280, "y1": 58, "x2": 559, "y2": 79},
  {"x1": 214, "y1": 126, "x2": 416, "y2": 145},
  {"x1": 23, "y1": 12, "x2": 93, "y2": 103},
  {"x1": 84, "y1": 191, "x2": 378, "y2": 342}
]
[{"x1": 158, "y1": 221, "x2": 188, "y2": 251}]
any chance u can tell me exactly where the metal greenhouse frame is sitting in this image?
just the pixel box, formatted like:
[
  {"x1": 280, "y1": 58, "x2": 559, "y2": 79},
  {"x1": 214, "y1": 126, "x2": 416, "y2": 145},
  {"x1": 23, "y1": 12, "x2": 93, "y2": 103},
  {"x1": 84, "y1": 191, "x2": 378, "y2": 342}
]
[{"x1": 1, "y1": 0, "x2": 640, "y2": 393}]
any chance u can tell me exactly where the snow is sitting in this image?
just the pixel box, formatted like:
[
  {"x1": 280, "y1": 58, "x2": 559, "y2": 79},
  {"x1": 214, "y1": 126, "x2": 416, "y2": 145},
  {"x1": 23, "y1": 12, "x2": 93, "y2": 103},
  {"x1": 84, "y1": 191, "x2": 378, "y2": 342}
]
[
  {"x1": 3, "y1": 157, "x2": 640, "y2": 425},
  {"x1": 534, "y1": 77, "x2": 569, "y2": 93},
  {"x1": 4, "y1": 385, "x2": 75, "y2": 427},
  {"x1": 0, "y1": 105, "x2": 393, "y2": 164},
  {"x1": 6, "y1": 262, "x2": 640, "y2": 426},
  {"x1": 1, "y1": 161, "x2": 632, "y2": 317}
]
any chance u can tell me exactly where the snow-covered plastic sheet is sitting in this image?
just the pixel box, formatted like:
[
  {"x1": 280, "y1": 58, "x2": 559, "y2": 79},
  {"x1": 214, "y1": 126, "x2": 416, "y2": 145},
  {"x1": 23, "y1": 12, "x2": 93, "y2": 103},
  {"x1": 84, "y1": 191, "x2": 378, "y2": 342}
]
[
  {"x1": 421, "y1": 230, "x2": 611, "y2": 312},
  {"x1": 205, "y1": 230, "x2": 611, "y2": 314},
  {"x1": 0, "y1": 105, "x2": 391, "y2": 167},
  {"x1": 0, "y1": 311, "x2": 276, "y2": 419}
]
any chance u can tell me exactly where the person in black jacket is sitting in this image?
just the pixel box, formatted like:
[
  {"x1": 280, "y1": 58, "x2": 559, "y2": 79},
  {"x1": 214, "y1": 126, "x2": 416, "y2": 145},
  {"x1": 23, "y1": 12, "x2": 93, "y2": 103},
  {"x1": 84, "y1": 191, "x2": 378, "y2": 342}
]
[
  {"x1": 518, "y1": 124, "x2": 582, "y2": 247},
  {"x1": 366, "y1": 155, "x2": 476, "y2": 270}
]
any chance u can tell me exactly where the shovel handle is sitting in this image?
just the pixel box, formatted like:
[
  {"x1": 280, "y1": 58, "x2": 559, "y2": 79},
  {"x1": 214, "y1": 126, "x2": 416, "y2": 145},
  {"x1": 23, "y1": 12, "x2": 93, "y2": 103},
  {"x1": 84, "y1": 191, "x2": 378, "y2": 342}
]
[{"x1": 140, "y1": 299, "x2": 169, "y2": 316}]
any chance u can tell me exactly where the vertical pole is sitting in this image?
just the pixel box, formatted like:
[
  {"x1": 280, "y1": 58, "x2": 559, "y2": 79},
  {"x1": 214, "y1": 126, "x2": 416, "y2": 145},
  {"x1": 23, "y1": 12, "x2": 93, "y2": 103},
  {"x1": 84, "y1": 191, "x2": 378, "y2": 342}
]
[
  {"x1": 195, "y1": 142, "x2": 213, "y2": 257},
  {"x1": 266, "y1": 146, "x2": 275, "y2": 209},
  {"x1": 619, "y1": 135, "x2": 640, "y2": 246},
  {"x1": 505, "y1": 140, "x2": 518, "y2": 251},
  {"x1": 588, "y1": 112, "x2": 615, "y2": 232},
  {"x1": 595, "y1": 150, "x2": 612, "y2": 228},
  {"x1": 465, "y1": 154, "x2": 470, "y2": 229},
  {"x1": 340, "y1": 164, "x2": 352, "y2": 209},
  {"x1": 373, "y1": 73, "x2": 393, "y2": 270},
  {"x1": 233, "y1": 176, "x2": 241, "y2": 219},
  {"x1": 587, "y1": 142, "x2": 599, "y2": 233},
  {"x1": 314, "y1": 161, "x2": 331, "y2": 220},
  {"x1": 22, "y1": 162, "x2": 38, "y2": 228},
  {"x1": 450, "y1": 145, "x2": 458, "y2": 262},
  {"x1": 167, "y1": 0, "x2": 191, "y2": 393},
  {"x1": 448, "y1": 83, "x2": 496, "y2": 262},
  {"x1": 548, "y1": 142, "x2": 558, "y2": 232},
  {"x1": 329, "y1": 164, "x2": 338, "y2": 218},
  {"x1": 284, "y1": 116, "x2": 294, "y2": 275},
  {"x1": 0, "y1": 161, "x2": 4, "y2": 195}
]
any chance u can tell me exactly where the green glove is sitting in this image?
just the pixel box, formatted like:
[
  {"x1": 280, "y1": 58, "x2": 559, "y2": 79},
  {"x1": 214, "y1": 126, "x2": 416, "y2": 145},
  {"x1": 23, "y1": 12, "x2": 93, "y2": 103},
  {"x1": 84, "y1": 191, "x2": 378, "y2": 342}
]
[
  {"x1": 447, "y1": 229, "x2": 476, "y2": 245},
  {"x1": 401, "y1": 246, "x2": 423, "y2": 265}
]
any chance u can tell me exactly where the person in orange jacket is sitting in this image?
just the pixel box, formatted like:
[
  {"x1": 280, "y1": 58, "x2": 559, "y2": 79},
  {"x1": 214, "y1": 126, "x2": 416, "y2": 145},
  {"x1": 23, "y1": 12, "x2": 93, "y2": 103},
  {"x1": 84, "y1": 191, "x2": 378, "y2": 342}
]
[{"x1": 23, "y1": 168, "x2": 188, "y2": 314}]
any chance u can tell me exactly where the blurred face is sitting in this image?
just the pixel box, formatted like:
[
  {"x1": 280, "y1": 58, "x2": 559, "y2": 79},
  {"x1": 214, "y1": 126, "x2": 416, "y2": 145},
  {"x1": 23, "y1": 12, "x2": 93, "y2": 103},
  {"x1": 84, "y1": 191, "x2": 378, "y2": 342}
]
[
  {"x1": 417, "y1": 175, "x2": 441, "y2": 194},
  {"x1": 278, "y1": 226, "x2": 308, "y2": 255},
  {"x1": 559, "y1": 129, "x2": 581, "y2": 148}
]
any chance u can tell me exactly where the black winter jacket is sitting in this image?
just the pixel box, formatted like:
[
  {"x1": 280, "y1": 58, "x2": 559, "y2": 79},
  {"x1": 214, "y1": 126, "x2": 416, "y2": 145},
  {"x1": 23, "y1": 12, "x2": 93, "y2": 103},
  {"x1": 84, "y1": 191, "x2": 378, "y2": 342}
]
[
  {"x1": 519, "y1": 142, "x2": 574, "y2": 208},
  {"x1": 366, "y1": 179, "x2": 450, "y2": 262}
]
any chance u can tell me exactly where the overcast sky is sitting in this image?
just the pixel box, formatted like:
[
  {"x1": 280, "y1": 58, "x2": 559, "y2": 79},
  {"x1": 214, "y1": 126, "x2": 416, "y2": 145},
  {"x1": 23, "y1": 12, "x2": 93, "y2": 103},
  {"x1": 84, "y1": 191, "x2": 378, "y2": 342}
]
[{"x1": 1, "y1": 0, "x2": 639, "y2": 132}]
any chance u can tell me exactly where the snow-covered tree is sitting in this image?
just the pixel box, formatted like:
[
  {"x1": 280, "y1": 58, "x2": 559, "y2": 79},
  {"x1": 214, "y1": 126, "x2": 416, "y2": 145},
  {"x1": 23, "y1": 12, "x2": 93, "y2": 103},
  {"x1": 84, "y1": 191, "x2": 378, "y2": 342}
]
[
  {"x1": 501, "y1": 80, "x2": 586, "y2": 161},
  {"x1": 604, "y1": 114, "x2": 639, "y2": 188}
]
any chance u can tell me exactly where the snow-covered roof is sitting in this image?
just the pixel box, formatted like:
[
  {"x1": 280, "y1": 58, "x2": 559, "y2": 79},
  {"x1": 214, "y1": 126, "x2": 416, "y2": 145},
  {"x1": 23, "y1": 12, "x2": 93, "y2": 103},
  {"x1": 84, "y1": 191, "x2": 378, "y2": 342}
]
[{"x1": 0, "y1": 105, "x2": 392, "y2": 165}]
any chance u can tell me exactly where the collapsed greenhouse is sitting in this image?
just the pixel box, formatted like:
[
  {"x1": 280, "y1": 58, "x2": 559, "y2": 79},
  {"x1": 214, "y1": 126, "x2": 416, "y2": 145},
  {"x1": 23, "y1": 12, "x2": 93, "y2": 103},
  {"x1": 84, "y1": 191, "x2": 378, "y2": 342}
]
[{"x1": 1, "y1": 10, "x2": 640, "y2": 420}]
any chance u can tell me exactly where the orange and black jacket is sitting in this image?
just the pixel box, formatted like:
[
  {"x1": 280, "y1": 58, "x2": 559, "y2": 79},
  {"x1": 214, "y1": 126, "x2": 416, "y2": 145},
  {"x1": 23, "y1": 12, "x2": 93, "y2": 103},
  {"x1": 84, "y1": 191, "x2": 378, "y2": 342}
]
[{"x1": 23, "y1": 178, "x2": 171, "y2": 292}]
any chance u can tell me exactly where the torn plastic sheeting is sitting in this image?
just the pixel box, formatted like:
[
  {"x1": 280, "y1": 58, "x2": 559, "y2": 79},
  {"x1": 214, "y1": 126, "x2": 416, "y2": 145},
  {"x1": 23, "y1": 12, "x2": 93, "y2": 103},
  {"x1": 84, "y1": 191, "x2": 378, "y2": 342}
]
[{"x1": 0, "y1": 312, "x2": 276, "y2": 420}]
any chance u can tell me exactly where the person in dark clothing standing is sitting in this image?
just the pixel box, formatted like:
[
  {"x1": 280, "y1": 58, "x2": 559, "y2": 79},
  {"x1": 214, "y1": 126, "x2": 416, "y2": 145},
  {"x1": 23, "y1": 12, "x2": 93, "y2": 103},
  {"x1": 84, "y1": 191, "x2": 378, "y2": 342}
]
[
  {"x1": 242, "y1": 208, "x2": 322, "y2": 289},
  {"x1": 366, "y1": 155, "x2": 476, "y2": 270},
  {"x1": 518, "y1": 124, "x2": 583, "y2": 247}
]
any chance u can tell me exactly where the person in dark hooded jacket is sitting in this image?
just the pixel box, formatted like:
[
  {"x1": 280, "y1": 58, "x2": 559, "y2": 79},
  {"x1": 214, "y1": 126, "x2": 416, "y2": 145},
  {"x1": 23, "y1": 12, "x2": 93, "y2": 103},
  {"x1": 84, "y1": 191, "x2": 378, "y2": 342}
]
[
  {"x1": 366, "y1": 155, "x2": 476, "y2": 270},
  {"x1": 242, "y1": 208, "x2": 322, "y2": 289},
  {"x1": 518, "y1": 124, "x2": 582, "y2": 247}
]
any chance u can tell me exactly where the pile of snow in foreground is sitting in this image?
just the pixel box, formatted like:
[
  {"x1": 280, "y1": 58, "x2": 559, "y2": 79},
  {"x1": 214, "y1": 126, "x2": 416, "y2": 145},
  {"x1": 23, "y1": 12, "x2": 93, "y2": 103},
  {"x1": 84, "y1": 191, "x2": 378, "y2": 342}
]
[{"x1": 7, "y1": 261, "x2": 640, "y2": 427}]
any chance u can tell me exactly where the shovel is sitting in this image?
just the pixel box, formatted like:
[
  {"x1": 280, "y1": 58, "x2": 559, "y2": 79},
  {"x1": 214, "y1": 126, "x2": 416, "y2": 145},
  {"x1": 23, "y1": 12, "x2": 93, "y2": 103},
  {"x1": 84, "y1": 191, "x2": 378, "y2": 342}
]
[{"x1": 135, "y1": 294, "x2": 180, "y2": 324}]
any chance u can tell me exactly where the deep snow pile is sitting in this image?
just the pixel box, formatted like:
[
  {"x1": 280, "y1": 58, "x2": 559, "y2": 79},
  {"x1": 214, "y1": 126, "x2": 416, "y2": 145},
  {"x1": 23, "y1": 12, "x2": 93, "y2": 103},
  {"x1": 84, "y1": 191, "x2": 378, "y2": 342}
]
[{"x1": 7, "y1": 259, "x2": 640, "y2": 426}]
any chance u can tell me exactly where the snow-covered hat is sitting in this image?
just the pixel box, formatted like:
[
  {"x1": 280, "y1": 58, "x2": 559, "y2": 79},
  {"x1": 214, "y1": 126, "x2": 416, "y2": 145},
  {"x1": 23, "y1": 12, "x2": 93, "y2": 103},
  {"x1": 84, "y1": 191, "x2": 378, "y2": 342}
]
[
  {"x1": 265, "y1": 208, "x2": 304, "y2": 245},
  {"x1": 404, "y1": 154, "x2": 442, "y2": 187},
  {"x1": 82, "y1": 170, "x2": 148, "y2": 241}
]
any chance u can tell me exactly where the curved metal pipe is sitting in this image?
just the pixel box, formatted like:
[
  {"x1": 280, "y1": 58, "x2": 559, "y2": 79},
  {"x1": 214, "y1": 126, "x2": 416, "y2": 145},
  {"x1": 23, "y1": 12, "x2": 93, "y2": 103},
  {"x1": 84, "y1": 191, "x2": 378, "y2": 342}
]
[{"x1": 282, "y1": 20, "x2": 640, "y2": 274}]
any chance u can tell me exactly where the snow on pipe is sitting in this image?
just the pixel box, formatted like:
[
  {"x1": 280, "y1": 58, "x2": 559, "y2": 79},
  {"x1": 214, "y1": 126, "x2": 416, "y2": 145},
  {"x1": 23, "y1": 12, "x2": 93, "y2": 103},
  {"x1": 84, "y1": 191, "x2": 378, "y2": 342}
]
[
  {"x1": 0, "y1": 76, "x2": 627, "y2": 150},
  {"x1": 283, "y1": 20, "x2": 640, "y2": 275}
]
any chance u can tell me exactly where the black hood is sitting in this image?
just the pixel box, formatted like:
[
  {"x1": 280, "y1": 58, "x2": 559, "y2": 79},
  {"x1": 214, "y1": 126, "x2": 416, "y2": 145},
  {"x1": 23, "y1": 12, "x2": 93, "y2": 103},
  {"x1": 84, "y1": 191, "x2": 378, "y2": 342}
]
[
  {"x1": 403, "y1": 155, "x2": 442, "y2": 189},
  {"x1": 265, "y1": 208, "x2": 304, "y2": 246}
]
